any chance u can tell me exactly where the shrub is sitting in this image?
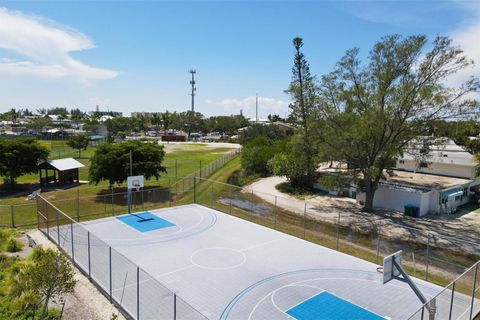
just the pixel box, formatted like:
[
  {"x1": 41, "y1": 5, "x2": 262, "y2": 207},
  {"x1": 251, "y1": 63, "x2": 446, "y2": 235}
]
[
  {"x1": 5, "y1": 238, "x2": 22, "y2": 253},
  {"x1": 241, "y1": 136, "x2": 287, "y2": 176}
]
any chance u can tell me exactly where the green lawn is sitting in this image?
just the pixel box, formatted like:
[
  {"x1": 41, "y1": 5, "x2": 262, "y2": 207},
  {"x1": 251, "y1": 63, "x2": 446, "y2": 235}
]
[{"x1": 0, "y1": 144, "x2": 238, "y2": 227}]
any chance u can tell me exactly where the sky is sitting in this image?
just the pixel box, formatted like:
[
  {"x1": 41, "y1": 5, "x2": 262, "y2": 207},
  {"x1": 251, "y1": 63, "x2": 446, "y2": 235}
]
[{"x1": 0, "y1": 0, "x2": 478, "y2": 118}]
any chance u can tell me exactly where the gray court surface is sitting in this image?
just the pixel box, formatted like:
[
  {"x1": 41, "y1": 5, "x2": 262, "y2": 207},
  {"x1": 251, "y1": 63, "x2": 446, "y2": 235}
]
[{"x1": 74, "y1": 204, "x2": 473, "y2": 320}]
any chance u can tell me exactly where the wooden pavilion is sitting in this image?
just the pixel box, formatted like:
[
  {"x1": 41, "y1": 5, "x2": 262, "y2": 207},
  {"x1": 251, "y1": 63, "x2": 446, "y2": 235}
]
[{"x1": 38, "y1": 158, "x2": 85, "y2": 187}]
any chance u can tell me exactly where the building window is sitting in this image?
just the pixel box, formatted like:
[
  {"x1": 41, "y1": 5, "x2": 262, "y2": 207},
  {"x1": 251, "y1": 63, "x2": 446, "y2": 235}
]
[
  {"x1": 419, "y1": 162, "x2": 428, "y2": 168},
  {"x1": 399, "y1": 160, "x2": 405, "y2": 164}
]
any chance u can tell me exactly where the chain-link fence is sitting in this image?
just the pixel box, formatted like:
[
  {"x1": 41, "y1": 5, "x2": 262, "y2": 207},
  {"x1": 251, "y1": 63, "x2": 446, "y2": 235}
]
[
  {"x1": 408, "y1": 261, "x2": 479, "y2": 320},
  {"x1": 192, "y1": 177, "x2": 480, "y2": 319},
  {"x1": 1, "y1": 149, "x2": 241, "y2": 228},
  {"x1": 37, "y1": 195, "x2": 208, "y2": 320}
]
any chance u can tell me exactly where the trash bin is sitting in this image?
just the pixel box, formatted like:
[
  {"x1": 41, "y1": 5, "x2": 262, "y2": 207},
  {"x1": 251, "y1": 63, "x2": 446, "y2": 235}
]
[
  {"x1": 404, "y1": 205, "x2": 413, "y2": 216},
  {"x1": 412, "y1": 207, "x2": 420, "y2": 218}
]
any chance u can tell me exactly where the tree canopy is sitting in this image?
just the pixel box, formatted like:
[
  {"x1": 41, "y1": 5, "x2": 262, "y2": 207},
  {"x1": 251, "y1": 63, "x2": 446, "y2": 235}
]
[
  {"x1": 317, "y1": 35, "x2": 479, "y2": 211},
  {"x1": 67, "y1": 135, "x2": 91, "y2": 158},
  {"x1": 0, "y1": 138, "x2": 49, "y2": 188},
  {"x1": 89, "y1": 140, "x2": 167, "y2": 185}
]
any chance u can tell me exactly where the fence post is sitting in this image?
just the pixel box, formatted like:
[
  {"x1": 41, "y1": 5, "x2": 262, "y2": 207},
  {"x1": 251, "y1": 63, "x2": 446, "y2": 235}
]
[
  {"x1": 46, "y1": 204, "x2": 50, "y2": 239},
  {"x1": 87, "y1": 231, "x2": 91, "y2": 280},
  {"x1": 229, "y1": 185, "x2": 233, "y2": 215},
  {"x1": 111, "y1": 188, "x2": 115, "y2": 216},
  {"x1": 104, "y1": 195, "x2": 107, "y2": 214},
  {"x1": 136, "y1": 266, "x2": 140, "y2": 320},
  {"x1": 76, "y1": 189, "x2": 80, "y2": 221},
  {"x1": 470, "y1": 263, "x2": 478, "y2": 320},
  {"x1": 70, "y1": 222, "x2": 74, "y2": 262},
  {"x1": 36, "y1": 198, "x2": 40, "y2": 230},
  {"x1": 336, "y1": 212, "x2": 340, "y2": 250},
  {"x1": 141, "y1": 189, "x2": 145, "y2": 211},
  {"x1": 274, "y1": 196, "x2": 277, "y2": 229},
  {"x1": 109, "y1": 247, "x2": 112, "y2": 302},
  {"x1": 193, "y1": 176, "x2": 197, "y2": 203},
  {"x1": 199, "y1": 160, "x2": 202, "y2": 179},
  {"x1": 169, "y1": 189, "x2": 172, "y2": 207},
  {"x1": 211, "y1": 183, "x2": 214, "y2": 208},
  {"x1": 250, "y1": 190, "x2": 255, "y2": 220},
  {"x1": 175, "y1": 159, "x2": 178, "y2": 179},
  {"x1": 303, "y1": 202, "x2": 307, "y2": 239},
  {"x1": 10, "y1": 205, "x2": 15, "y2": 228},
  {"x1": 448, "y1": 282, "x2": 455, "y2": 320},
  {"x1": 55, "y1": 208, "x2": 60, "y2": 245},
  {"x1": 426, "y1": 233, "x2": 430, "y2": 281},
  {"x1": 174, "y1": 293, "x2": 177, "y2": 320},
  {"x1": 376, "y1": 225, "x2": 381, "y2": 264}
]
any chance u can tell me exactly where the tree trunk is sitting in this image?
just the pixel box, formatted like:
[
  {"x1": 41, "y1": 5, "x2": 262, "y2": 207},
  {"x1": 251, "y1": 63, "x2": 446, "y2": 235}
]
[
  {"x1": 8, "y1": 175, "x2": 15, "y2": 190},
  {"x1": 362, "y1": 180, "x2": 378, "y2": 213},
  {"x1": 39, "y1": 294, "x2": 50, "y2": 320},
  {"x1": 78, "y1": 149, "x2": 81, "y2": 158}
]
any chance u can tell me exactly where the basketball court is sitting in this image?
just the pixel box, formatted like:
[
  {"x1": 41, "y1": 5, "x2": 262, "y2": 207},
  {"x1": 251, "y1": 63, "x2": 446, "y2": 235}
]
[{"x1": 49, "y1": 204, "x2": 477, "y2": 319}]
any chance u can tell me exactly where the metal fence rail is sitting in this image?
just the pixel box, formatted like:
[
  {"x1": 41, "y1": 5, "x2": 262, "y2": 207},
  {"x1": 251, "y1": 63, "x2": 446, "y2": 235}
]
[
  {"x1": 37, "y1": 195, "x2": 208, "y2": 320},
  {"x1": 192, "y1": 177, "x2": 480, "y2": 320},
  {"x1": 1, "y1": 149, "x2": 241, "y2": 228}
]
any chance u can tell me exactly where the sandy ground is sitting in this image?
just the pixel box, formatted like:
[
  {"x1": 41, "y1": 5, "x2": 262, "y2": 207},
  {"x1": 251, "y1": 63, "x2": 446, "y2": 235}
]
[
  {"x1": 158, "y1": 141, "x2": 241, "y2": 153},
  {"x1": 244, "y1": 176, "x2": 480, "y2": 253},
  {"x1": 27, "y1": 230, "x2": 126, "y2": 320}
]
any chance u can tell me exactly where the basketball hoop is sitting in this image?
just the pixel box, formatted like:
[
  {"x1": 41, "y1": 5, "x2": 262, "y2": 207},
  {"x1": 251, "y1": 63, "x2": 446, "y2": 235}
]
[{"x1": 127, "y1": 175, "x2": 144, "y2": 190}]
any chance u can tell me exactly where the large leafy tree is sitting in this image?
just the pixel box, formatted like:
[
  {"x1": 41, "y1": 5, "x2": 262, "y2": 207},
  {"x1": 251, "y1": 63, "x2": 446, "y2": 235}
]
[
  {"x1": 89, "y1": 140, "x2": 167, "y2": 185},
  {"x1": 0, "y1": 138, "x2": 49, "y2": 189},
  {"x1": 67, "y1": 135, "x2": 91, "y2": 158},
  {"x1": 284, "y1": 37, "x2": 319, "y2": 186},
  {"x1": 318, "y1": 35, "x2": 479, "y2": 212},
  {"x1": 241, "y1": 136, "x2": 286, "y2": 176}
]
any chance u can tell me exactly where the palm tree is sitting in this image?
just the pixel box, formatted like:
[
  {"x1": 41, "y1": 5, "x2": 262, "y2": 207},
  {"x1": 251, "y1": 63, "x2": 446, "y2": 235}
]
[{"x1": 151, "y1": 113, "x2": 162, "y2": 136}]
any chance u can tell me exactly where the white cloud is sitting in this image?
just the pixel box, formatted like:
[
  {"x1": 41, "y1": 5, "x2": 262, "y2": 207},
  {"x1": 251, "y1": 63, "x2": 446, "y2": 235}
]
[
  {"x1": 447, "y1": 24, "x2": 480, "y2": 96},
  {"x1": 206, "y1": 96, "x2": 290, "y2": 118},
  {"x1": 0, "y1": 7, "x2": 119, "y2": 84}
]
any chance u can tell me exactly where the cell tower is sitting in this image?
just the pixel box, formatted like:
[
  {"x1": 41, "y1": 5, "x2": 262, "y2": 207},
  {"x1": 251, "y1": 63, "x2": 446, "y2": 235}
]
[{"x1": 189, "y1": 69, "x2": 196, "y2": 112}]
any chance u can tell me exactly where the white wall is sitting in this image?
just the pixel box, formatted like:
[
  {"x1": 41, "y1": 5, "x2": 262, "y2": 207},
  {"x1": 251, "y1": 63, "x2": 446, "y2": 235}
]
[
  {"x1": 396, "y1": 160, "x2": 476, "y2": 179},
  {"x1": 357, "y1": 186, "x2": 434, "y2": 217}
]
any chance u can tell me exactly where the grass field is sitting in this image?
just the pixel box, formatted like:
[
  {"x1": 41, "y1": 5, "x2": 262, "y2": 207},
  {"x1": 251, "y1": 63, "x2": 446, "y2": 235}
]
[
  {"x1": 0, "y1": 141, "x2": 236, "y2": 206},
  {"x1": 0, "y1": 143, "x2": 239, "y2": 229}
]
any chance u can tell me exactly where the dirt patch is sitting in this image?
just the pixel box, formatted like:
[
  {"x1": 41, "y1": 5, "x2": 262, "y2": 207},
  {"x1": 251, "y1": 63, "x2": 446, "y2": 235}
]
[{"x1": 244, "y1": 177, "x2": 480, "y2": 254}]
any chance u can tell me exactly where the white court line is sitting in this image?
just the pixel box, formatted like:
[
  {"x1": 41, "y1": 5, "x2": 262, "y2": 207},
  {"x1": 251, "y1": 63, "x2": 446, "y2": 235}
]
[
  {"x1": 272, "y1": 284, "x2": 325, "y2": 312},
  {"x1": 155, "y1": 264, "x2": 196, "y2": 278},
  {"x1": 248, "y1": 276, "x2": 421, "y2": 320},
  {"x1": 271, "y1": 284, "x2": 324, "y2": 319},
  {"x1": 111, "y1": 264, "x2": 196, "y2": 293},
  {"x1": 240, "y1": 237, "x2": 288, "y2": 252}
]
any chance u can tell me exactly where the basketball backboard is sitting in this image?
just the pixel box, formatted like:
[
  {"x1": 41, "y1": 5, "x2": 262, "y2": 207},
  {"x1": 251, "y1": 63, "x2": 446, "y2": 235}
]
[
  {"x1": 127, "y1": 175, "x2": 144, "y2": 190},
  {"x1": 383, "y1": 250, "x2": 402, "y2": 284}
]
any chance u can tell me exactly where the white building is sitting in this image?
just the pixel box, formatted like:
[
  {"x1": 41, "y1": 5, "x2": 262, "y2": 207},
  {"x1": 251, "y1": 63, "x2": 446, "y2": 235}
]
[
  {"x1": 395, "y1": 138, "x2": 477, "y2": 179},
  {"x1": 355, "y1": 139, "x2": 478, "y2": 217}
]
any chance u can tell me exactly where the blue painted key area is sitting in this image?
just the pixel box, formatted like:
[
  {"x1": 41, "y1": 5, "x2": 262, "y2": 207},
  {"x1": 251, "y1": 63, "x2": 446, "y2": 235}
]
[
  {"x1": 117, "y1": 212, "x2": 175, "y2": 232},
  {"x1": 286, "y1": 291, "x2": 384, "y2": 320}
]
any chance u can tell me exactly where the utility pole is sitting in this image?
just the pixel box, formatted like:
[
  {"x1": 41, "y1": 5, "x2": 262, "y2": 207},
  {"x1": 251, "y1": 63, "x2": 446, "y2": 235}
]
[
  {"x1": 129, "y1": 150, "x2": 133, "y2": 176},
  {"x1": 255, "y1": 93, "x2": 258, "y2": 123},
  {"x1": 189, "y1": 69, "x2": 196, "y2": 112}
]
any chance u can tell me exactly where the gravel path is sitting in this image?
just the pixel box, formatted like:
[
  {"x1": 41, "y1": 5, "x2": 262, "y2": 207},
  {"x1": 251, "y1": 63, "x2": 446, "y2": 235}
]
[
  {"x1": 28, "y1": 230, "x2": 126, "y2": 320},
  {"x1": 243, "y1": 177, "x2": 480, "y2": 253}
]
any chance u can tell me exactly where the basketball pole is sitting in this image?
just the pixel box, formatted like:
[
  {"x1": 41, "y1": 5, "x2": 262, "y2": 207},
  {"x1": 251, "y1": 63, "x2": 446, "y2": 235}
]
[{"x1": 128, "y1": 150, "x2": 133, "y2": 214}]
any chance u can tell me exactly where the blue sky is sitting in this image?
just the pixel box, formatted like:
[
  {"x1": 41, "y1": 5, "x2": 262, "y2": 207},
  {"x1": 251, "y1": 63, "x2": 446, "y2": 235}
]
[{"x1": 0, "y1": 1, "x2": 478, "y2": 118}]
